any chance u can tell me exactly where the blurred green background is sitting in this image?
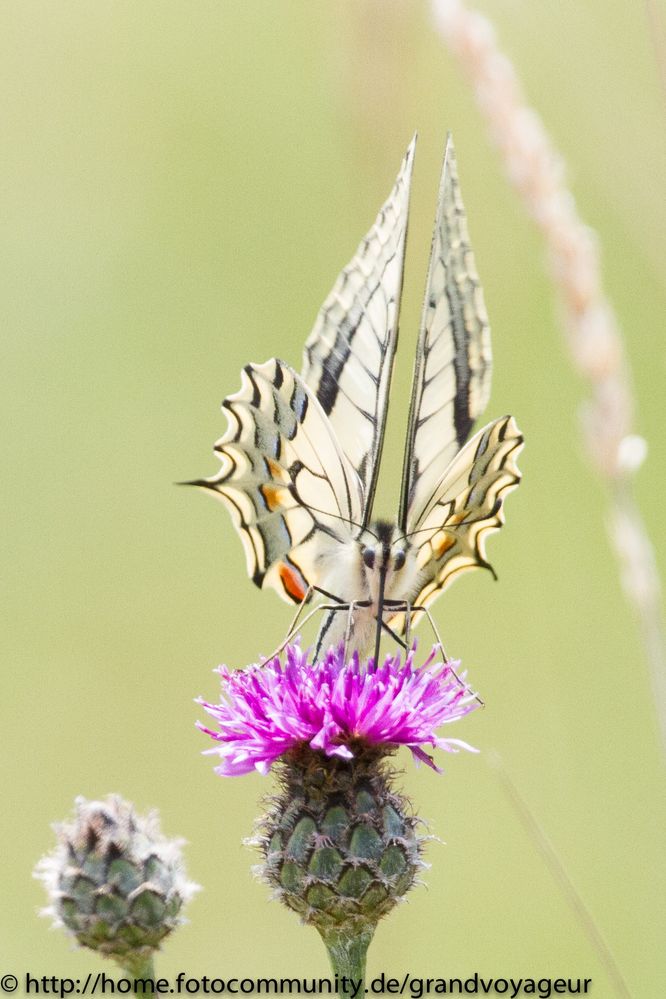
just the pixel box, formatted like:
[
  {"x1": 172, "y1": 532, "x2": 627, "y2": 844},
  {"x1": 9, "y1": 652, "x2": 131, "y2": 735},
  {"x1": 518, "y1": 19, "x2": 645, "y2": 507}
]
[{"x1": 2, "y1": 1, "x2": 665, "y2": 994}]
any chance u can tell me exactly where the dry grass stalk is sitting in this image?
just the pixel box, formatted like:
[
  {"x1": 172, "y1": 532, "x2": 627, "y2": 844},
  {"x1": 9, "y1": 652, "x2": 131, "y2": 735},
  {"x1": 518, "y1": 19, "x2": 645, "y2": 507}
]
[{"x1": 432, "y1": 0, "x2": 666, "y2": 756}]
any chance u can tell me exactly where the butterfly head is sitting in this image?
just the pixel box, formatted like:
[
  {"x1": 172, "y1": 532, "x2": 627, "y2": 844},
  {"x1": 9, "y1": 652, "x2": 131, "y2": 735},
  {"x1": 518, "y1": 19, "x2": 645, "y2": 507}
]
[{"x1": 359, "y1": 520, "x2": 416, "y2": 600}]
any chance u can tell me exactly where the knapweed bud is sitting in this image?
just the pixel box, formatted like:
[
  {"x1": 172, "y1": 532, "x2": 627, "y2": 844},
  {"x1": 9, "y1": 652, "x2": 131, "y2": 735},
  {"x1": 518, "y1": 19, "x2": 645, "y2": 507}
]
[
  {"x1": 198, "y1": 643, "x2": 480, "y2": 977},
  {"x1": 34, "y1": 795, "x2": 199, "y2": 974},
  {"x1": 260, "y1": 744, "x2": 423, "y2": 963}
]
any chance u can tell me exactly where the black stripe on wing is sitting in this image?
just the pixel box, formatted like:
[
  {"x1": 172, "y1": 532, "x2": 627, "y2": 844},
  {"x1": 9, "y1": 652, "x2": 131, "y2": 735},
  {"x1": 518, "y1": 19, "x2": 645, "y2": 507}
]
[
  {"x1": 399, "y1": 134, "x2": 493, "y2": 532},
  {"x1": 389, "y1": 416, "x2": 523, "y2": 634},
  {"x1": 302, "y1": 137, "x2": 416, "y2": 525},
  {"x1": 188, "y1": 359, "x2": 364, "y2": 605}
]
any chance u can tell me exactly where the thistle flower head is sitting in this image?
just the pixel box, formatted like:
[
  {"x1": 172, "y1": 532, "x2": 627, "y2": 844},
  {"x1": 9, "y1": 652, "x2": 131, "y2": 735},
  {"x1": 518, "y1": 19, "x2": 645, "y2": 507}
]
[
  {"x1": 34, "y1": 795, "x2": 199, "y2": 972},
  {"x1": 198, "y1": 644, "x2": 479, "y2": 776}
]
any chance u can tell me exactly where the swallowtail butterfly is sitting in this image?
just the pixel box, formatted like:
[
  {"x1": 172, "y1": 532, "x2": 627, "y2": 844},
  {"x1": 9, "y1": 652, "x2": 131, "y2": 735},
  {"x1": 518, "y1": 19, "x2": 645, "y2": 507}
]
[{"x1": 189, "y1": 136, "x2": 524, "y2": 662}]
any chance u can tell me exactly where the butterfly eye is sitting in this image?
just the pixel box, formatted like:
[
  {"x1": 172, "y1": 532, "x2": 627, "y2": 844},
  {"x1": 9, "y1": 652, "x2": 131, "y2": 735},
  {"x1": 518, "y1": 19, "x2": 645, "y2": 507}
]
[
  {"x1": 362, "y1": 547, "x2": 376, "y2": 570},
  {"x1": 394, "y1": 549, "x2": 406, "y2": 571}
]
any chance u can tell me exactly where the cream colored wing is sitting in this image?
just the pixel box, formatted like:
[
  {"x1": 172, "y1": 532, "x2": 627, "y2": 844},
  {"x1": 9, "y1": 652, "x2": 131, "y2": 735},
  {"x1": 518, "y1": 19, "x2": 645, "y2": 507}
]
[
  {"x1": 399, "y1": 134, "x2": 493, "y2": 531},
  {"x1": 391, "y1": 415, "x2": 523, "y2": 632},
  {"x1": 302, "y1": 137, "x2": 415, "y2": 525},
  {"x1": 190, "y1": 359, "x2": 364, "y2": 604}
]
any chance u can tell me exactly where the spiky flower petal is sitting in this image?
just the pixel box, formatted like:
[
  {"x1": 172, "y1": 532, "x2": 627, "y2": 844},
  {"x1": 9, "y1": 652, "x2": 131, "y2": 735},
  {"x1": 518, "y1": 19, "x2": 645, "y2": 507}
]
[
  {"x1": 34, "y1": 795, "x2": 199, "y2": 973},
  {"x1": 198, "y1": 644, "x2": 479, "y2": 776}
]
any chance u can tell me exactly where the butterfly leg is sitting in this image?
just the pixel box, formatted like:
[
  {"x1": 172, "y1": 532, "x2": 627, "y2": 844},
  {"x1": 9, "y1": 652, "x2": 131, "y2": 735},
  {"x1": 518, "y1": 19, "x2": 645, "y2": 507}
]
[
  {"x1": 313, "y1": 585, "x2": 346, "y2": 604},
  {"x1": 343, "y1": 600, "x2": 360, "y2": 663},
  {"x1": 312, "y1": 597, "x2": 357, "y2": 659},
  {"x1": 268, "y1": 584, "x2": 339, "y2": 659},
  {"x1": 412, "y1": 603, "x2": 484, "y2": 707},
  {"x1": 311, "y1": 585, "x2": 355, "y2": 659},
  {"x1": 314, "y1": 596, "x2": 406, "y2": 661},
  {"x1": 380, "y1": 620, "x2": 408, "y2": 650},
  {"x1": 267, "y1": 600, "x2": 340, "y2": 660},
  {"x1": 379, "y1": 599, "x2": 411, "y2": 651},
  {"x1": 283, "y1": 585, "x2": 313, "y2": 641}
]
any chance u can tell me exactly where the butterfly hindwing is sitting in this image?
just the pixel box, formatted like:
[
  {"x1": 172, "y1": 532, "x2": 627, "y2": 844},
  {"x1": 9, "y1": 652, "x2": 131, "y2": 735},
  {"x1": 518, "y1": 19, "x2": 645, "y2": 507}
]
[
  {"x1": 390, "y1": 415, "x2": 523, "y2": 633},
  {"x1": 192, "y1": 137, "x2": 524, "y2": 653},
  {"x1": 302, "y1": 137, "x2": 416, "y2": 524},
  {"x1": 399, "y1": 134, "x2": 493, "y2": 531},
  {"x1": 192, "y1": 359, "x2": 363, "y2": 604}
]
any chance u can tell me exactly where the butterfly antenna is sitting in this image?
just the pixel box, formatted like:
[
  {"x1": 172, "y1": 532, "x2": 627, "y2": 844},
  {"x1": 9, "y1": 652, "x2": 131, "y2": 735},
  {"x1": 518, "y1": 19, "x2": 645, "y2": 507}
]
[
  {"x1": 397, "y1": 497, "x2": 506, "y2": 546},
  {"x1": 303, "y1": 503, "x2": 378, "y2": 539},
  {"x1": 180, "y1": 480, "x2": 375, "y2": 538},
  {"x1": 393, "y1": 524, "x2": 446, "y2": 546}
]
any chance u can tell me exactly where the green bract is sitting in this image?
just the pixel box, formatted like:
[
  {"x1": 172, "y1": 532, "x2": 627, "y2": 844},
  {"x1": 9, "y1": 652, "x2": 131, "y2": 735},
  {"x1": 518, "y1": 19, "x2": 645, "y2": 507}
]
[{"x1": 35, "y1": 795, "x2": 198, "y2": 973}]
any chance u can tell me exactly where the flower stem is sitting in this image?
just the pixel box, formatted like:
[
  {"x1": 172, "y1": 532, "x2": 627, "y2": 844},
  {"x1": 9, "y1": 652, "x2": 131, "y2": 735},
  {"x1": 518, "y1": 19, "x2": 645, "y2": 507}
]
[
  {"x1": 117, "y1": 954, "x2": 155, "y2": 994},
  {"x1": 320, "y1": 927, "x2": 373, "y2": 998}
]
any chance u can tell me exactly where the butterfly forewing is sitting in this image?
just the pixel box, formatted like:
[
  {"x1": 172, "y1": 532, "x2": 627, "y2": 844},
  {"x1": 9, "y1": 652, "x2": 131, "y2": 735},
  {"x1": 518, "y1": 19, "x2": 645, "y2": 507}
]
[
  {"x1": 193, "y1": 137, "x2": 523, "y2": 657},
  {"x1": 302, "y1": 137, "x2": 415, "y2": 525},
  {"x1": 194, "y1": 359, "x2": 363, "y2": 605},
  {"x1": 399, "y1": 134, "x2": 493, "y2": 532}
]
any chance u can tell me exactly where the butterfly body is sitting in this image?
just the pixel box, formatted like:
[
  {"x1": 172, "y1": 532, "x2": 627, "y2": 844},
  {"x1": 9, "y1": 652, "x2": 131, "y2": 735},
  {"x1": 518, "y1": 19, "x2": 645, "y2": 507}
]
[
  {"x1": 313, "y1": 518, "x2": 421, "y2": 655},
  {"x1": 190, "y1": 135, "x2": 524, "y2": 659}
]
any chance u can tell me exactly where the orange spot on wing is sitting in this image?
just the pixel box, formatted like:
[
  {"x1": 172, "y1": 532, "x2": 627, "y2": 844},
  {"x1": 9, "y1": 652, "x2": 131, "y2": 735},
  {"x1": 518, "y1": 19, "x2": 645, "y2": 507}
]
[
  {"x1": 278, "y1": 563, "x2": 306, "y2": 602},
  {"x1": 433, "y1": 534, "x2": 455, "y2": 559},
  {"x1": 266, "y1": 458, "x2": 286, "y2": 480},
  {"x1": 260, "y1": 483, "x2": 287, "y2": 511}
]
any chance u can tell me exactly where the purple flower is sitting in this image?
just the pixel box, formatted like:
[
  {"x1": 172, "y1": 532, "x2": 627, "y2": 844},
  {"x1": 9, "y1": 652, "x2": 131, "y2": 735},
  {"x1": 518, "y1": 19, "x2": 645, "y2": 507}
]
[{"x1": 197, "y1": 645, "x2": 480, "y2": 776}]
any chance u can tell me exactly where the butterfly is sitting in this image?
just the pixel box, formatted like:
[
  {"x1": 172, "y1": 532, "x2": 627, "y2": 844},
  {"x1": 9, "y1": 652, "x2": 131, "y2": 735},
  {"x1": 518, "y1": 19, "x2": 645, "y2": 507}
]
[{"x1": 188, "y1": 135, "x2": 524, "y2": 664}]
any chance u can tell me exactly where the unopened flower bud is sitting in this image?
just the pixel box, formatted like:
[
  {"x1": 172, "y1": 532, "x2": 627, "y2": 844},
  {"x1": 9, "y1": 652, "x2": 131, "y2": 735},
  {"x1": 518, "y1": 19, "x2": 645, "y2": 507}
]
[{"x1": 34, "y1": 795, "x2": 199, "y2": 974}]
